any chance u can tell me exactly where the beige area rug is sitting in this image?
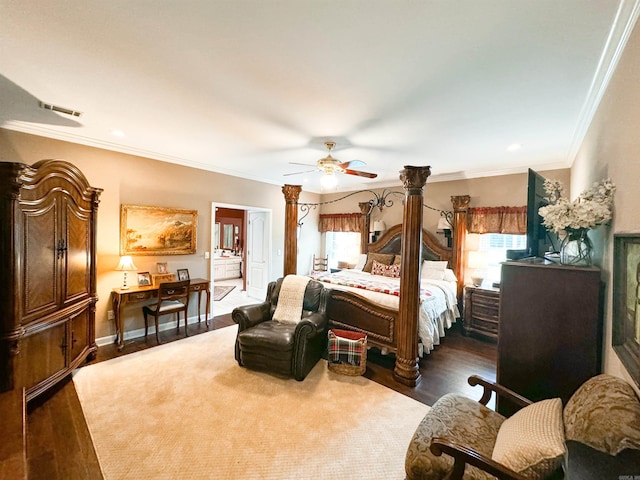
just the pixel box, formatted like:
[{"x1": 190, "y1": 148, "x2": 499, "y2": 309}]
[
  {"x1": 73, "y1": 325, "x2": 430, "y2": 479},
  {"x1": 213, "y1": 285, "x2": 235, "y2": 301}
]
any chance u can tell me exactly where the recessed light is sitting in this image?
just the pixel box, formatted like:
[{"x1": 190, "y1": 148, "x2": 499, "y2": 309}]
[
  {"x1": 111, "y1": 130, "x2": 125, "y2": 137},
  {"x1": 506, "y1": 143, "x2": 522, "y2": 152}
]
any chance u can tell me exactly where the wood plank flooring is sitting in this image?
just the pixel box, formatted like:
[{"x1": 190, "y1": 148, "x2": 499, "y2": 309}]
[{"x1": 26, "y1": 316, "x2": 496, "y2": 479}]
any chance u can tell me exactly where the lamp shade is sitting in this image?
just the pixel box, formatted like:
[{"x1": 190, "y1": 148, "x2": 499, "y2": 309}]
[
  {"x1": 467, "y1": 251, "x2": 488, "y2": 270},
  {"x1": 437, "y1": 217, "x2": 452, "y2": 231},
  {"x1": 373, "y1": 221, "x2": 386, "y2": 232},
  {"x1": 115, "y1": 255, "x2": 137, "y2": 271},
  {"x1": 320, "y1": 173, "x2": 338, "y2": 189}
]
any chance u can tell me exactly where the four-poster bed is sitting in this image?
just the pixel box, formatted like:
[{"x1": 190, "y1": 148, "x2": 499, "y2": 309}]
[
  {"x1": 312, "y1": 224, "x2": 458, "y2": 355},
  {"x1": 282, "y1": 168, "x2": 470, "y2": 385}
]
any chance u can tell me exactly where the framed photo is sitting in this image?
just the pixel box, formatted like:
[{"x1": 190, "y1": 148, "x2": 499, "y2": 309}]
[
  {"x1": 177, "y1": 269, "x2": 190, "y2": 281},
  {"x1": 137, "y1": 271, "x2": 152, "y2": 287},
  {"x1": 612, "y1": 233, "x2": 640, "y2": 387},
  {"x1": 157, "y1": 262, "x2": 168, "y2": 274},
  {"x1": 120, "y1": 204, "x2": 197, "y2": 255}
]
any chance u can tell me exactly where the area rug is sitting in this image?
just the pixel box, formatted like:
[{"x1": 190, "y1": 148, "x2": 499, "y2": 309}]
[
  {"x1": 73, "y1": 325, "x2": 430, "y2": 479},
  {"x1": 213, "y1": 285, "x2": 235, "y2": 301}
]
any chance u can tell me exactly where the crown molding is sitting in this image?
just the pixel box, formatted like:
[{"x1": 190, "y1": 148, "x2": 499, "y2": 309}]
[{"x1": 567, "y1": 0, "x2": 640, "y2": 164}]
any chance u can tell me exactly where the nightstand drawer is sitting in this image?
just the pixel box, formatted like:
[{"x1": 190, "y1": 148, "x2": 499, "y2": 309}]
[{"x1": 463, "y1": 285, "x2": 500, "y2": 342}]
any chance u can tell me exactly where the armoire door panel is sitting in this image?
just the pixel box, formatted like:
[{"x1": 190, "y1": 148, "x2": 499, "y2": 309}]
[
  {"x1": 63, "y1": 202, "x2": 91, "y2": 305},
  {"x1": 68, "y1": 308, "x2": 89, "y2": 362},
  {"x1": 17, "y1": 323, "x2": 66, "y2": 391},
  {"x1": 22, "y1": 202, "x2": 59, "y2": 322}
]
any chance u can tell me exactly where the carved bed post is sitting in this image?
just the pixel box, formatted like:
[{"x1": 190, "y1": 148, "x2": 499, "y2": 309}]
[
  {"x1": 358, "y1": 201, "x2": 370, "y2": 254},
  {"x1": 282, "y1": 184, "x2": 302, "y2": 276},
  {"x1": 394, "y1": 166, "x2": 431, "y2": 387},
  {"x1": 451, "y1": 195, "x2": 470, "y2": 305}
]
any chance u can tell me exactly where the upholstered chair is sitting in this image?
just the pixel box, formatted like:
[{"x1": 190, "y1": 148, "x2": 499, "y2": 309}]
[
  {"x1": 405, "y1": 374, "x2": 640, "y2": 480},
  {"x1": 232, "y1": 277, "x2": 329, "y2": 381}
]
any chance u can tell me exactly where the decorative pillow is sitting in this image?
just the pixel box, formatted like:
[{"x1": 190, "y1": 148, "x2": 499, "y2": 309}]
[
  {"x1": 353, "y1": 254, "x2": 367, "y2": 271},
  {"x1": 363, "y1": 253, "x2": 394, "y2": 273},
  {"x1": 392, "y1": 255, "x2": 402, "y2": 265},
  {"x1": 423, "y1": 260, "x2": 448, "y2": 270},
  {"x1": 420, "y1": 260, "x2": 449, "y2": 281},
  {"x1": 491, "y1": 398, "x2": 566, "y2": 479},
  {"x1": 371, "y1": 260, "x2": 401, "y2": 278},
  {"x1": 563, "y1": 373, "x2": 640, "y2": 455},
  {"x1": 443, "y1": 268, "x2": 457, "y2": 283}
]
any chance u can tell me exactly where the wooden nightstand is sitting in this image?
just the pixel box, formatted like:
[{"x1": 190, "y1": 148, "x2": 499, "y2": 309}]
[{"x1": 463, "y1": 284, "x2": 500, "y2": 342}]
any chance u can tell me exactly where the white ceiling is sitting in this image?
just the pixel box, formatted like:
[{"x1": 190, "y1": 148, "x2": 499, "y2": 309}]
[{"x1": 1, "y1": 1, "x2": 638, "y2": 193}]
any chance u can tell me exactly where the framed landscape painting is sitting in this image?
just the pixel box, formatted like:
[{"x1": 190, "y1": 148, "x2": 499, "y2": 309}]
[
  {"x1": 120, "y1": 204, "x2": 197, "y2": 255},
  {"x1": 612, "y1": 233, "x2": 640, "y2": 387}
]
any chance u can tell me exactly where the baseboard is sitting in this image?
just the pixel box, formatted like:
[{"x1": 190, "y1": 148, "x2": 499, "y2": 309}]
[{"x1": 95, "y1": 314, "x2": 210, "y2": 347}]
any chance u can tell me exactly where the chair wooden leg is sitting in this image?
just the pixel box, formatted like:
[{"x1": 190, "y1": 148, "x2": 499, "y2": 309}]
[
  {"x1": 155, "y1": 315, "x2": 161, "y2": 344},
  {"x1": 183, "y1": 312, "x2": 189, "y2": 337}
]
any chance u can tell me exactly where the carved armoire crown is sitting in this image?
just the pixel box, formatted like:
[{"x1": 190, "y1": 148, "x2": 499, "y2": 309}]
[{"x1": 0, "y1": 160, "x2": 102, "y2": 401}]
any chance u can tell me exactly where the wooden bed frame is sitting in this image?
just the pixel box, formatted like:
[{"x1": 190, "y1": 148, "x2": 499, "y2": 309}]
[
  {"x1": 325, "y1": 224, "x2": 453, "y2": 354},
  {"x1": 282, "y1": 174, "x2": 469, "y2": 385}
]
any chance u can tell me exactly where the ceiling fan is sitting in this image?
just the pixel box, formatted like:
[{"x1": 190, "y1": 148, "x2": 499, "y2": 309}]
[{"x1": 284, "y1": 141, "x2": 378, "y2": 183}]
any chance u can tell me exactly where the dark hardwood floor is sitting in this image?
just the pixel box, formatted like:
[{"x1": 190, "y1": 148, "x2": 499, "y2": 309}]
[{"x1": 26, "y1": 316, "x2": 496, "y2": 479}]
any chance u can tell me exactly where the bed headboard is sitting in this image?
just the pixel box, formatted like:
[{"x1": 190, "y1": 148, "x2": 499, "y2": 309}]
[{"x1": 367, "y1": 223, "x2": 453, "y2": 266}]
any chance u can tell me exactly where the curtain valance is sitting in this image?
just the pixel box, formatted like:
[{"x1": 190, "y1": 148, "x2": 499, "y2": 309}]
[
  {"x1": 467, "y1": 206, "x2": 527, "y2": 234},
  {"x1": 318, "y1": 213, "x2": 363, "y2": 233}
]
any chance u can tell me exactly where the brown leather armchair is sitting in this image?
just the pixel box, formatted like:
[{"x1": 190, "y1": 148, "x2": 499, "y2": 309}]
[{"x1": 232, "y1": 277, "x2": 329, "y2": 381}]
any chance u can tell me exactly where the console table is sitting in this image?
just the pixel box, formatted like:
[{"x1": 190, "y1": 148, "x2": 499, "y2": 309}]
[{"x1": 111, "y1": 278, "x2": 211, "y2": 350}]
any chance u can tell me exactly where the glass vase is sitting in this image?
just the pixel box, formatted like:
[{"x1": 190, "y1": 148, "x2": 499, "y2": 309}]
[{"x1": 560, "y1": 228, "x2": 593, "y2": 266}]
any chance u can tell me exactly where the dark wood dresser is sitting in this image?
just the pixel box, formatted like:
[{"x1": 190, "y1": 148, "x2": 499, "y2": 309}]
[
  {"x1": 497, "y1": 260, "x2": 602, "y2": 415},
  {"x1": 463, "y1": 284, "x2": 500, "y2": 342}
]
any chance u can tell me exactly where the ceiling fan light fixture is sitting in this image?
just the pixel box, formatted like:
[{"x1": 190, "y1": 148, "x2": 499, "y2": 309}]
[{"x1": 320, "y1": 172, "x2": 338, "y2": 189}]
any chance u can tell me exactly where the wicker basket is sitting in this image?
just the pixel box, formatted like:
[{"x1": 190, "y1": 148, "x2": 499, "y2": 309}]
[{"x1": 327, "y1": 329, "x2": 367, "y2": 376}]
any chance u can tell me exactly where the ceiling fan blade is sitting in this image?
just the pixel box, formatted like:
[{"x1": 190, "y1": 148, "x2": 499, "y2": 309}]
[
  {"x1": 283, "y1": 169, "x2": 317, "y2": 176},
  {"x1": 343, "y1": 169, "x2": 378, "y2": 179},
  {"x1": 289, "y1": 162, "x2": 317, "y2": 167},
  {"x1": 339, "y1": 160, "x2": 366, "y2": 169}
]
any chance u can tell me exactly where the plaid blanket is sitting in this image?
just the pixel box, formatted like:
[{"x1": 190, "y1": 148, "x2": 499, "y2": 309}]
[
  {"x1": 328, "y1": 329, "x2": 366, "y2": 366},
  {"x1": 312, "y1": 271, "x2": 432, "y2": 298}
]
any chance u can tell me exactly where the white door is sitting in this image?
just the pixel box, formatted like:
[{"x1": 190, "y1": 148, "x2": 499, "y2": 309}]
[{"x1": 247, "y1": 211, "x2": 269, "y2": 299}]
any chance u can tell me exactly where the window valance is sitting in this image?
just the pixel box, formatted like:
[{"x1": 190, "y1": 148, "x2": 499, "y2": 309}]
[
  {"x1": 467, "y1": 206, "x2": 527, "y2": 234},
  {"x1": 318, "y1": 213, "x2": 363, "y2": 233}
]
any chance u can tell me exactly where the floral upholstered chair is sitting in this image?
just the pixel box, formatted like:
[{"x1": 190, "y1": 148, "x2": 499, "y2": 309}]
[{"x1": 405, "y1": 374, "x2": 640, "y2": 480}]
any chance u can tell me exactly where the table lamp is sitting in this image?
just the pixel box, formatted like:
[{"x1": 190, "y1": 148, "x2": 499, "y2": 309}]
[
  {"x1": 115, "y1": 255, "x2": 137, "y2": 289},
  {"x1": 467, "y1": 251, "x2": 488, "y2": 286}
]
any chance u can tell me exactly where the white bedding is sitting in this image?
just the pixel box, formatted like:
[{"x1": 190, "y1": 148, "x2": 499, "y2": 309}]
[{"x1": 312, "y1": 269, "x2": 460, "y2": 356}]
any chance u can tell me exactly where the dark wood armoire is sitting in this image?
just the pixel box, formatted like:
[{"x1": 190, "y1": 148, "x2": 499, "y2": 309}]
[
  {"x1": 0, "y1": 160, "x2": 101, "y2": 476},
  {"x1": 497, "y1": 260, "x2": 603, "y2": 415}
]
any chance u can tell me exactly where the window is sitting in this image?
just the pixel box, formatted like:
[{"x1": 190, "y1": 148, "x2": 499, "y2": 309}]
[
  {"x1": 475, "y1": 233, "x2": 526, "y2": 284},
  {"x1": 325, "y1": 232, "x2": 361, "y2": 269}
]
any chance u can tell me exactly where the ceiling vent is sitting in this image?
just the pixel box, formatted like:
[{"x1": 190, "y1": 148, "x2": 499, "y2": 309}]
[{"x1": 39, "y1": 102, "x2": 83, "y2": 117}]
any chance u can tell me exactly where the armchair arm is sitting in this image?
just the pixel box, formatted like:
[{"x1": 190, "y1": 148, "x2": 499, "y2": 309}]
[
  {"x1": 300, "y1": 310, "x2": 328, "y2": 333},
  {"x1": 430, "y1": 438, "x2": 528, "y2": 480},
  {"x1": 232, "y1": 302, "x2": 271, "y2": 332},
  {"x1": 468, "y1": 375, "x2": 532, "y2": 410}
]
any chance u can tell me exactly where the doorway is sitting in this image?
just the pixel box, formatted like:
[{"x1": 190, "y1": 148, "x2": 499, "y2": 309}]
[{"x1": 211, "y1": 202, "x2": 272, "y2": 301}]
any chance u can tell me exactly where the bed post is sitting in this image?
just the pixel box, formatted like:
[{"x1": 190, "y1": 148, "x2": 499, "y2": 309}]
[
  {"x1": 450, "y1": 195, "x2": 470, "y2": 306},
  {"x1": 394, "y1": 166, "x2": 431, "y2": 387},
  {"x1": 358, "y1": 201, "x2": 370, "y2": 253},
  {"x1": 282, "y1": 184, "x2": 302, "y2": 276}
]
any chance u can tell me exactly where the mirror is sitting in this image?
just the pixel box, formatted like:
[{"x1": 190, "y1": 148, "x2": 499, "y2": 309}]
[
  {"x1": 223, "y1": 224, "x2": 234, "y2": 249},
  {"x1": 214, "y1": 223, "x2": 220, "y2": 249}
]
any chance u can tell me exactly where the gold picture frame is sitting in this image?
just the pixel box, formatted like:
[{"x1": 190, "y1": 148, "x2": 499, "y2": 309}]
[{"x1": 120, "y1": 204, "x2": 197, "y2": 255}]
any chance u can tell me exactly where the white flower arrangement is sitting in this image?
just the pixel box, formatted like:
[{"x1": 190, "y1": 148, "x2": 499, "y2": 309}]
[{"x1": 538, "y1": 178, "x2": 616, "y2": 232}]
